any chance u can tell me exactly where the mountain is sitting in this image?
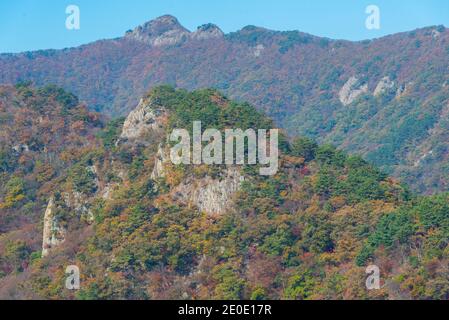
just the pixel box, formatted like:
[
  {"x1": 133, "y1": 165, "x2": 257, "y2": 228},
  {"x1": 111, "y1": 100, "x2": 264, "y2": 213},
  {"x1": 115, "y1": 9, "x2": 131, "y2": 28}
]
[
  {"x1": 0, "y1": 83, "x2": 102, "y2": 231},
  {"x1": 0, "y1": 85, "x2": 448, "y2": 299},
  {"x1": 0, "y1": 16, "x2": 448, "y2": 194}
]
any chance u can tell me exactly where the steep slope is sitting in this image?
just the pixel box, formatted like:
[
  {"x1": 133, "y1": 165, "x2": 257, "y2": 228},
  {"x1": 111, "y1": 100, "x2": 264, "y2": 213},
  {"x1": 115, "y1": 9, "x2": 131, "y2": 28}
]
[
  {"x1": 0, "y1": 84, "x2": 104, "y2": 296},
  {"x1": 0, "y1": 16, "x2": 447, "y2": 193},
  {"x1": 1, "y1": 86, "x2": 447, "y2": 300},
  {"x1": 0, "y1": 83, "x2": 102, "y2": 232}
]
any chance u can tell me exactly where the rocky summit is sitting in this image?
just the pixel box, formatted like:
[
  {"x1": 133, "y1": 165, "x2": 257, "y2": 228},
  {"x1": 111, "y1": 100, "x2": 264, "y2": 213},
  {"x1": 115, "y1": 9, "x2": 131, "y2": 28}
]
[{"x1": 125, "y1": 15, "x2": 224, "y2": 46}]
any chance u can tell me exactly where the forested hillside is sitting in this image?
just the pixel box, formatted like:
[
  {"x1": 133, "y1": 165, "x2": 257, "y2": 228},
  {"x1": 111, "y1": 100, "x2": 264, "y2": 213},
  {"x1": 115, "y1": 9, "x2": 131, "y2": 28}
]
[
  {"x1": 1, "y1": 85, "x2": 447, "y2": 299},
  {"x1": 0, "y1": 16, "x2": 447, "y2": 193}
]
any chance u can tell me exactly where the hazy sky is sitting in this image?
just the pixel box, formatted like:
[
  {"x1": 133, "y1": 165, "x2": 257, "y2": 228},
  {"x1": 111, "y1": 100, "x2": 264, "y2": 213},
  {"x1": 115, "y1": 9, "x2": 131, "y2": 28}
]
[{"x1": 1, "y1": 0, "x2": 448, "y2": 53}]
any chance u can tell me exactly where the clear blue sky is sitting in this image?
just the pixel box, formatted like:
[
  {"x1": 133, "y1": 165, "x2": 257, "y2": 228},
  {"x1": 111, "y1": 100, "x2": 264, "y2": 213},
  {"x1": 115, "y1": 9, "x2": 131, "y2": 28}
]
[{"x1": 1, "y1": 0, "x2": 448, "y2": 53}]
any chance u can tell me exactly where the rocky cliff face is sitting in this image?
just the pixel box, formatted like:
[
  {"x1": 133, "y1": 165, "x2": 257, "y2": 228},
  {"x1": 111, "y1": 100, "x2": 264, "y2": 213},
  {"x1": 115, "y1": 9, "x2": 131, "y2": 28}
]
[
  {"x1": 151, "y1": 144, "x2": 168, "y2": 179},
  {"x1": 119, "y1": 94, "x2": 244, "y2": 216},
  {"x1": 125, "y1": 15, "x2": 190, "y2": 47},
  {"x1": 191, "y1": 24, "x2": 224, "y2": 40},
  {"x1": 173, "y1": 167, "x2": 244, "y2": 216},
  {"x1": 119, "y1": 97, "x2": 167, "y2": 144},
  {"x1": 125, "y1": 15, "x2": 223, "y2": 47},
  {"x1": 339, "y1": 75, "x2": 398, "y2": 100},
  {"x1": 41, "y1": 198, "x2": 66, "y2": 257},
  {"x1": 374, "y1": 76, "x2": 395, "y2": 96},
  {"x1": 338, "y1": 76, "x2": 369, "y2": 106}
]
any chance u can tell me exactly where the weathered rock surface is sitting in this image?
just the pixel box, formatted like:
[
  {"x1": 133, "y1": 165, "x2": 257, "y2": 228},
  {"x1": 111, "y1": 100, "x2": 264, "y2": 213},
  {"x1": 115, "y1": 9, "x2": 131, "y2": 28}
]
[
  {"x1": 125, "y1": 15, "x2": 190, "y2": 47},
  {"x1": 173, "y1": 167, "x2": 244, "y2": 216},
  {"x1": 125, "y1": 15, "x2": 223, "y2": 47},
  {"x1": 41, "y1": 197, "x2": 66, "y2": 257},
  {"x1": 151, "y1": 144, "x2": 168, "y2": 179},
  {"x1": 374, "y1": 76, "x2": 395, "y2": 96},
  {"x1": 12, "y1": 144, "x2": 29, "y2": 154},
  {"x1": 338, "y1": 76, "x2": 369, "y2": 105},
  {"x1": 252, "y1": 44, "x2": 265, "y2": 57},
  {"x1": 191, "y1": 24, "x2": 224, "y2": 40},
  {"x1": 119, "y1": 97, "x2": 167, "y2": 143}
]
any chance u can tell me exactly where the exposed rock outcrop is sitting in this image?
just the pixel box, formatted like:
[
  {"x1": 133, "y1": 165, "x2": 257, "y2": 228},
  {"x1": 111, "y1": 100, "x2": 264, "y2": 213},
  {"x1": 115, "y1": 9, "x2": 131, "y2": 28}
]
[
  {"x1": 41, "y1": 198, "x2": 66, "y2": 257},
  {"x1": 118, "y1": 97, "x2": 167, "y2": 144},
  {"x1": 151, "y1": 144, "x2": 168, "y2": 179},
  {"x1": 101, "y1": 183, "x2": 115, "y2": 200},
  {"x1": 173, "y1": 167, "x2": 244, "y2": 216},
  {"x1": 338, "y1": 76, "x2": 368, "y2": 105},
  {"x1": 374, "y1": 76, "x2": 395, "y2": 96},
  {"x1": 12, "y1": 144, "x2": 29, "y2": 154},
  {"x1": 191, "y1": 24, "x2": 224, "y2": 40},
  {"x1": 125, "y1": 15, "x2": 223, "y2": 46},
  {"x1": 125, "y1": 15, "x2": 190, "y2": 47},
  {"x1": 413, "y1": 150, "x2": 434, "y2": 167},
  {"x1": 432, "y1": 29, "x2": 441, "y2": 39},
  {"x1": 252, "y1": 44, "x2": 265, "y2": 57}
]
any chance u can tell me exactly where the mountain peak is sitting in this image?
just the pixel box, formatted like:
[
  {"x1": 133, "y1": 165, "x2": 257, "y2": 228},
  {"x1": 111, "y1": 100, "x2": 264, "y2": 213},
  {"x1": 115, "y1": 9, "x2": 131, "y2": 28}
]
[
  {"x1": 125, "y1": 15, "x2": 190, "y2": 46},
  {"x1": 143, "y1": 15, "x2": 187, "y2": 34},
  {"x1": 125, "y1": 16, "x2": 224, "y2": 46},
  {"x1": 153, "y1": 14, "x2": 179, "y2": 23},
  {"x1": 191, "y1": 23, "x2": 224, "y2": 40}
]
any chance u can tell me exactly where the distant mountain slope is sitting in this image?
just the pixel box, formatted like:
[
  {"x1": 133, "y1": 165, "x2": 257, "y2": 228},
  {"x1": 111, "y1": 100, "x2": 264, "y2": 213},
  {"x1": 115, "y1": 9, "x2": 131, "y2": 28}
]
[{"x1": 0, "y1": 15, "x2": 448, "y2": 193}]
